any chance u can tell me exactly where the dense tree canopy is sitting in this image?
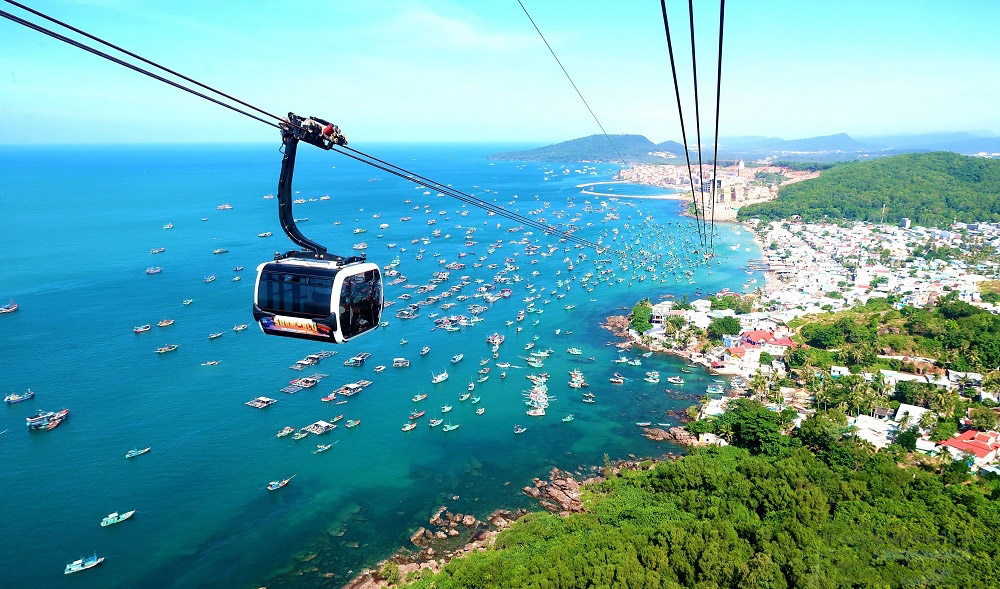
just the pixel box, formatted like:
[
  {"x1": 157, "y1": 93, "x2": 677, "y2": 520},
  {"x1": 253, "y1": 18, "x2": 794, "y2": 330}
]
[
  {"x1": 411, "y1": 404, "x2": 1000, "y2": 588},
  {"x1": 739, "y1": 152, "x2": 1000, "y2": 227}
]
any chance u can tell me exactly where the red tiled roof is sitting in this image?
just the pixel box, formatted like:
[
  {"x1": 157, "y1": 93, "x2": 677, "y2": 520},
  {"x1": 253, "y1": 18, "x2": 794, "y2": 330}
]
[
  {"x1": 771, "y1": 338, "x2": 796, "y2": 347},
  {"x1": 939, "y1": 430, "x2": 1000, "y2": 459},
  {"x1": 727, "y1": 347, "x2": 746, "y2": 358},
  {"x1": 742, "y1": 330, "x2": 774, "y2": 343}
]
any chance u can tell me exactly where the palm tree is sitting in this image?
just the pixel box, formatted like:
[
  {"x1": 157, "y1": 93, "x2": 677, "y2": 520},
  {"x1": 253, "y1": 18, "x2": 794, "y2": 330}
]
[
  {"x1": 898, "y1": 411, "x2": 912, "y2": 430},
  {"x1": 929, "y1": 389, "x2": 956, "y2": 418},
  {"x1": 918, "y1": 410, "x2": 936, "y2": 432},
  {"x1": 749, "y1": 370, "x2": 768, "y2": 401}
]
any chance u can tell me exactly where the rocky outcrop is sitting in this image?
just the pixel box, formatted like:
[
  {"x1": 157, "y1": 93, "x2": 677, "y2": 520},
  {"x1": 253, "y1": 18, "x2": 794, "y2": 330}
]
[
  {"x1": 521, "y1": 467, "x2": 585, "y2": 513},
  {"x1": 642, "y1": 426, "x2": 696, "y2": 445},
  {"x1": 602, "y1": 315, "x2": 631, "y2": 338}
]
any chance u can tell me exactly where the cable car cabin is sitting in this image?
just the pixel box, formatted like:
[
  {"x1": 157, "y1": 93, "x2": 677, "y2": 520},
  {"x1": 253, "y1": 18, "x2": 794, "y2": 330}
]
[{"x1": 253, "y1": 258, "x2": 382, "y2": 343}]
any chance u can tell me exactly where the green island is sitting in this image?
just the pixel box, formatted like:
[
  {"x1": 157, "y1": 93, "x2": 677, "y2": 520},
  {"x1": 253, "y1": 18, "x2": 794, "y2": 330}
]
[{"x1": 739, "y1": 152, "x2": 1000, "y2": 227}]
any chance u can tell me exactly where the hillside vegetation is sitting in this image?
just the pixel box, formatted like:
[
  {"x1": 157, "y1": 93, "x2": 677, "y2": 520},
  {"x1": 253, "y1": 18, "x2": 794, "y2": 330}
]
[
  {"x1": 738, "y1": 152, "x2": 1000, "y2": 227},
  {"x1": 407, "y1": 401, "x2": 1000, "y2": 588}
]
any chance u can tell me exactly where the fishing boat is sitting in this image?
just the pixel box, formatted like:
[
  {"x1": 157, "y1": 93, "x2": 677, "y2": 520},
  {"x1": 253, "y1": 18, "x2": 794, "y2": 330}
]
[
  {"x1": 345, "y1": 419, "x2": 361, "y2": 428},
  {"x1": 204, "y1": 275, "x2": 216, "y2": 283},
  {"x1": 267, "y1": 475, "x2": 295, "y2": 491},
  {"x1": 4, "y1": 389, "x2": 34, "y2": 404},
  {"x1": 373, "y1": 365, "x2": 386, "y2": 373},
  {"x1": 156, "y1": 344, "x2": 178, "y2": 354},
  {"x1": 431, "y1": 370, "x2": 449, "y2": 384},
  {"x1": 450, "y1": 353, "x2": 464, "y2": 364},
  {"x1": 470, "y1": 396, "x2": 481, "y2": 404},
  {"x1": 233, "y1": 324, "x2": 248, "y2": 331},
  {"x1": 125, "y1": 447, "x2": 150, "y2": 458},
  {"x1": 441, "y1": 405, "x2": 453, "y2": 413},
  {"x1": 467, "y1": 381, "x2": 475, "y2": 392},
  {"x1": 65, "y1": 553, "x2": 104, "y2": 575},
  {"x1": 292, "y1": 431, "x2": 308, "y2": 440},
  {"x1": 458, "y1": 393, "x2": 471, "y2": 402},
  {"x1": 409, "y1": 410, "x2": 426, "y2": 420},
  {"x1": 276, "y1": 427, "x2": 295, "y2": 438},
  {"x1": 314, "y1": 443, "x2": 335, "y2": 453},
  {"x1": 442, "y1": 423, "x2": 460, "y2": 432},
  {"x1": 146, "y1": 267, "x2": 162, "y2": 275},
  {"x1": 402, "y1": 422, "x2": 417, "y2": 432},
  {"x1": 321, "y1": 392, "x2": 337, "y2": 402},
  {"x1": 158, "y1": 319, "x2": 174, "y2": 327},
  {"x1": 476, "y1": 407, "x2": 485, "y2": 415},
  {"x1": 562, "y1": 414, "x2": 574, "y2": 423},
  {"x1": 428, "y1": 418, "x2": 443, "y2": 427},
  {"x1": 331, "y1": 414, "x2": 345, "y2": 423},
  {"x1": 513, "y1": 425, "x2": 527, "y2": 434},
  {"x1": 411, "y1": 393, "x2": 427, "y2": 402},
  {"x1": 526, "y1": 407, "x2": 545, "y2": 417},
  {"x1": 636, "y1": 422, "x2": 652, "y2": 427},
  {"x1": 0, "y1": 300, "x2": 18, "y2": 314},
  {"x1": 208, "y1": 332, "x2": 223, "y2": 340},
  {"x1": 582, "y1": 397, "x2": 595, "y2": 404},
  {"x1": 420, "y1": 346, "x2": 431, "y2": 355},
  {"x1": 566, "y1": 347, "x2": 582, "y2": 355},
  {"x1": 212, "y1": 248, "x2": 228, "y2": 254},
  {"x1": 100, "y1": 510, "x2": 136, "y2": 527},
  {"x1": 679, "y1": 367, "x2": 692, "y2": 373},
  {"x1": 667, "y1": 376, "x2": 685, "y2": 385},
  {"x1": 393, "y1": 358, "x2": 410, "y2": 368},
  {"x1": 26, "y1": 409, "x2": 69, "y2": 429},
  {"x1": 182, "y1": 299, "x2": 193, "y2": 306},
  {"x1": 644, "y1": 371, "x2": 660, "y2": 384},
  {"x1": 134, "y1": 324, "x2": 151, "y2": 333},
  {"x1": 399, "y1": 338, "x2": 408, "y2": 345}
]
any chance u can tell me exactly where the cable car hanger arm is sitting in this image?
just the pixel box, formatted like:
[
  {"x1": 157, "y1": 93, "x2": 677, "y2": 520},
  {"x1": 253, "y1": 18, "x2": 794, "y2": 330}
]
[{"x1": 275, "y1": 112, "x2": 362, "y2": 264}]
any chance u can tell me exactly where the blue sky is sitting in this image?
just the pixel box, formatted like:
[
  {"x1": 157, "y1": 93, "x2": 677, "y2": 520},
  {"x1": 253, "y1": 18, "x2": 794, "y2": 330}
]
[{"x1": 1, "y1": 0, "x2": 998, "y2": 144}]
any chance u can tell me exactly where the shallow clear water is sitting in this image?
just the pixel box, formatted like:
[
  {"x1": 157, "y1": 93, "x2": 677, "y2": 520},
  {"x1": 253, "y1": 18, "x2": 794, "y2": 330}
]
[{"x1": 0, "y1": 143, "x2": 762, "y2": 587}]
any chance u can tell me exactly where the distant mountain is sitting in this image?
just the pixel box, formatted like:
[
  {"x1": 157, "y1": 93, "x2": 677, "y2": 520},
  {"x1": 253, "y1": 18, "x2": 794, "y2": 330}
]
[
  {"x1": 488, "y1": 134, "x2": 680, "y2": 163},
  {"x1": 489, "y1": 131, "x2": 1000, "y2": 164},
  {"x1": 738, "y1": 151, "x2": 1000, "y2": 227}
]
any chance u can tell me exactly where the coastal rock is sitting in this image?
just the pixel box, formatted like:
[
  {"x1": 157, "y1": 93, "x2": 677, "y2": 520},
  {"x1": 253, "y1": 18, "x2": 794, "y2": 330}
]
[
  {"x1": 462, "y1": 514, "x2": 476, "y2": 527},
  {"x1": 642, "y1": 426, "x2": 696, "y2": 445},
  {"x1": 434, "y1": 530, "x2": 447, "y2": 540},
  {"x1": 603, "y1": 315, "x2": 631, "y2": 337},
  {"x1": 410, "y1": 527, "x2": 427, "y2": 546},
  {"x1": 429, "y1": 505, "x2": 447, "y2": 527},
  {"x1": 447, "y1": 528, "x2": 459, "y2": 537},
  {"x1": 522, "y1": 486, "x2": 541, "y2": 499}
]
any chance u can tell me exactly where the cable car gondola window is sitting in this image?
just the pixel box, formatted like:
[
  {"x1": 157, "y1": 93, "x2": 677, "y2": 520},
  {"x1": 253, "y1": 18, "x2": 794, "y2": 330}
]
[
  {"x1": 260, "y1": 272, "x2": 334, "y2": 317},
  {"x1": 338, "y1": 269, "x2": 382, "y2": 339}
]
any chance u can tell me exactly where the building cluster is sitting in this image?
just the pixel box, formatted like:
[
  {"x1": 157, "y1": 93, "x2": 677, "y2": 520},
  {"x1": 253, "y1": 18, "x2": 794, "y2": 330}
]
[
  {"x1": 757, "y1": 219, "x2": 1000, "y2": 314},
  {"x1": 636, "y1": 217, "x2": 1000, "y2": 472},
  {"x1": 617, "y1": 162, "x2": 777, "y2": 205}
]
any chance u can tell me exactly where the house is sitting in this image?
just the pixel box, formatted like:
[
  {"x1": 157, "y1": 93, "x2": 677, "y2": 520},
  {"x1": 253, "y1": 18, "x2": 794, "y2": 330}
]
[
  {"x1": 849, "y1": 414, "x2": 895, "y2": 449},
  {"x1": 894, "y1": 403, "x2": 935, "y2": 433},
  {"x1": 830, "y1": 366, "x2": 850, "y2": 378},
  {"x1": 937, "y1": 430, "x2": 1000, "y2": 468},
  {"x1": 763, "y1": 337, "x2": 795, "y2": 357},
  {"x1": 742, "y1": 330, "x2": 775, "y2": 346}
]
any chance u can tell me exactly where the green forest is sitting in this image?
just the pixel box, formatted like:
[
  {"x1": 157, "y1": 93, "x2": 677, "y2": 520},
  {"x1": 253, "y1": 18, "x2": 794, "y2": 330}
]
[
  {"x1": 738, "y1": 152, "x2": 1000, "y2": 227},
  {"x1": 405, "y1": 400, "x2": 1000, "y2": 588}
]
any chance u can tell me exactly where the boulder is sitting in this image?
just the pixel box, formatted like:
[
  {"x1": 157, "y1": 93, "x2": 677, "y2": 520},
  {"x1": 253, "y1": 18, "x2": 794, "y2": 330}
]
[
  {"x1": 410, "y1": 527, "x2": 427, "y2": 546},
  {"x1": 462, "y1": 514, "x2": 476, "y2": 527}
]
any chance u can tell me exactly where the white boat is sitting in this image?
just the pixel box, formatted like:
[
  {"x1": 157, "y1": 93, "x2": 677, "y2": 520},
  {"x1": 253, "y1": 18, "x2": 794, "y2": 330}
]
[{"x1": 431, "y1": 370, "x2": 449, "y2": 384}]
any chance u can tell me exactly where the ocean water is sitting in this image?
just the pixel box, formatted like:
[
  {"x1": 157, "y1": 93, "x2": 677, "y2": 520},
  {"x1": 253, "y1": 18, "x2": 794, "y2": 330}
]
[{"x1": 0, "y1": 143, "x2": 762, "y2": 587}]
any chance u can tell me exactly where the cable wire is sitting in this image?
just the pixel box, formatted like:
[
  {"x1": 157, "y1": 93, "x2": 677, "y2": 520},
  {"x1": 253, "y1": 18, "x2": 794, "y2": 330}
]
[
  {"x1": 0, "y1": 2, "x2": 625, "y2": 257},
  {"x1": 708, "y1": 0, "x2": 726, "y2": 255},
  {"x1": 3, "y1": 0, "x2": 285, "y2": 126},
  {"x1": 658, "y1": 0, "x2": 705, "y2": 247},
  {"x1": 687, "y1": 0, "x2": 707, "y2": 245}
]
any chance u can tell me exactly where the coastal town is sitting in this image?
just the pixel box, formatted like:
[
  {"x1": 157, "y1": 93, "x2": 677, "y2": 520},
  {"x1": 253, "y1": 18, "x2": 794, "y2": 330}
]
[{"x1": 613, "y1": 216, "x2": 1000, "y2": 473}]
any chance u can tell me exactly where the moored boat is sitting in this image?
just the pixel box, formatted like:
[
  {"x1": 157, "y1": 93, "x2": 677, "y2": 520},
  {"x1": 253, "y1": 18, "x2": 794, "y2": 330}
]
[
  {"x1": 267, "y1": 474, "x2": 295, "y2": 491},
  {"x1": 101, "y1": 510, "x2": 136, "y2": 527},
  {"x1": 4, "y1": 389, "x2": 34, "y2": 404},
  {"x1": 65, "y1": 553, "x2": 104, "y2": 575},
  {"x1": 442, "y1": 423, "x2": 460, "y2": 432},
  {"x1": 134, "y1": 324, "x2": 151, "y2": 333},
  {"x1": 125, "y1": 447, "x2": 150, "y2": 458},
  {"x1": 276, "y1": 427, "x2": 295, "y2": 438}
]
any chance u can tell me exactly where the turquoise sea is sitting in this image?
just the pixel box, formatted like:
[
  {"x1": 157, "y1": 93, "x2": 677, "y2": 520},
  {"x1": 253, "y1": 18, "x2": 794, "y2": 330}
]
[{"x1": 0, "y1": 143, "x2": 763, "y2": 587}]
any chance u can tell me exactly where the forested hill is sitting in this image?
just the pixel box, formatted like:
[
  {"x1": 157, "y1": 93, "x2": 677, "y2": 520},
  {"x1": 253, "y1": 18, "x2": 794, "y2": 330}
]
[
  {"x1": 738, "y1": 151, "x2": 1000, "y2": 227},
  {"x1": 408, "y1": 401, "x2": 1000, "y2": 588},
  {"x1": 488, "y1": 134, "x2": 686, "y2": 163}
]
